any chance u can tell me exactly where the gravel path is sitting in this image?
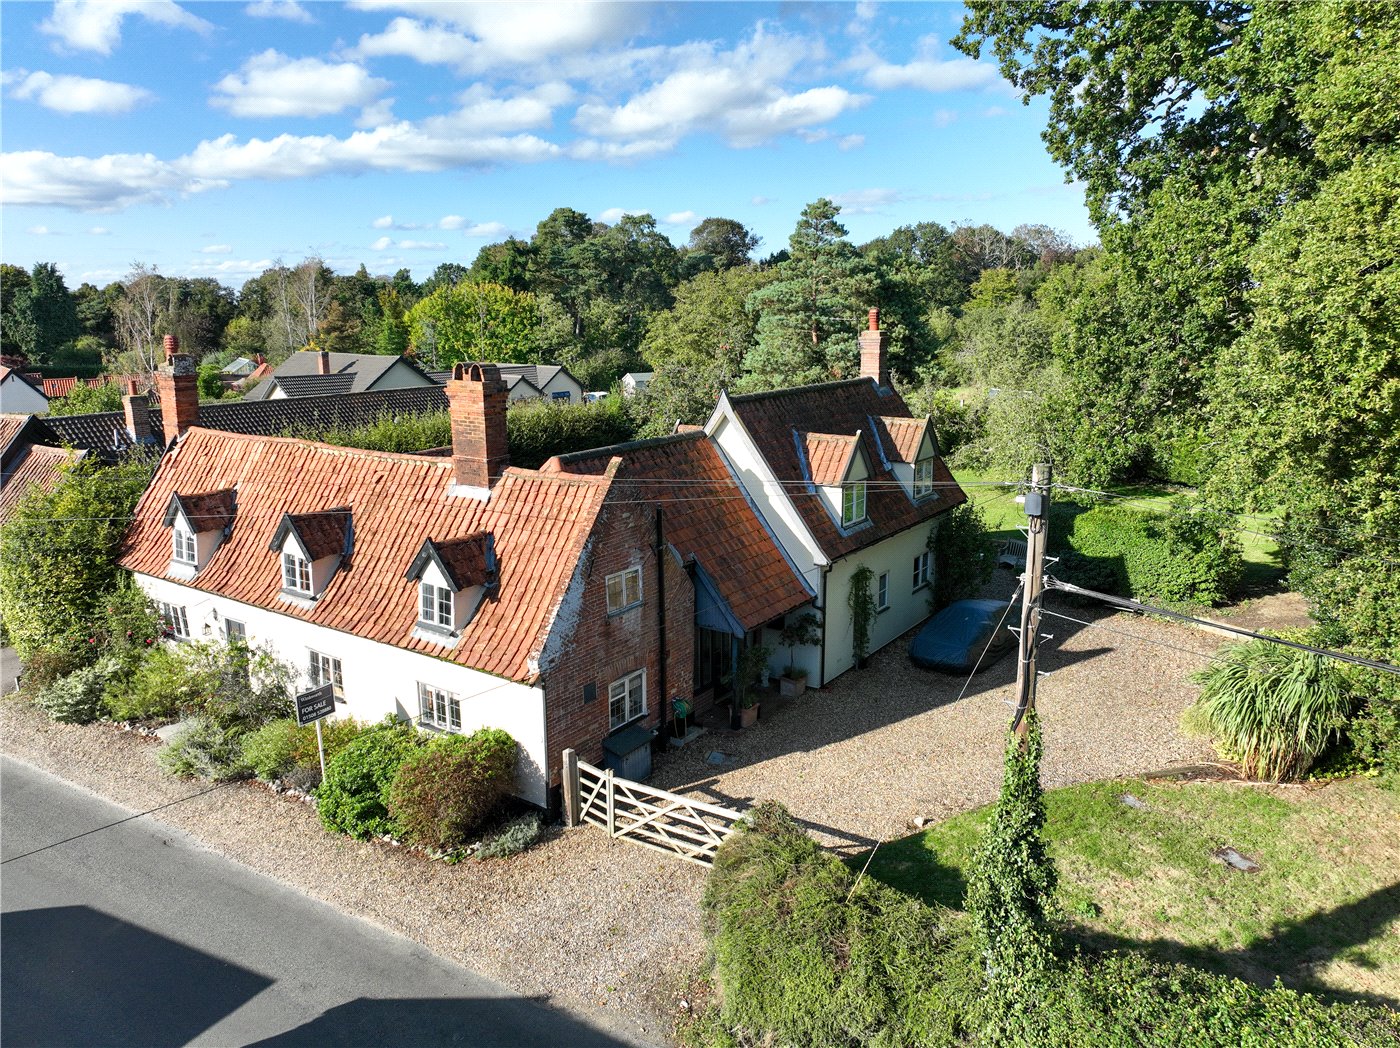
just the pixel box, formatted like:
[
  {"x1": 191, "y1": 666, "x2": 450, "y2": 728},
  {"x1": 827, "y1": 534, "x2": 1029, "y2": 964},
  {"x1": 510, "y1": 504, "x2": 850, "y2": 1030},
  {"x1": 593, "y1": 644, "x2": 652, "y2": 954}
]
[
  {"x1": 0, "y1": 700, "x2": 703, "y2": 1048},
  {"x1": 0, "y1": 577, "x2": 1219, "y2": 1042},
  {"x1": 653, "y1": 580, "x2": 1216, "y2": 853}
]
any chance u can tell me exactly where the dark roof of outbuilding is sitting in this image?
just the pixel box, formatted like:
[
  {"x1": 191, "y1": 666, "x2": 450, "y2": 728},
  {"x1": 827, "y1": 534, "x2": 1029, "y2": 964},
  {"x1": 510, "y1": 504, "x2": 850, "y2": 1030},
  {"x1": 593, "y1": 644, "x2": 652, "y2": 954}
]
[{"x1": 243, "y1": 351, "x2": 432, "y2": 401}]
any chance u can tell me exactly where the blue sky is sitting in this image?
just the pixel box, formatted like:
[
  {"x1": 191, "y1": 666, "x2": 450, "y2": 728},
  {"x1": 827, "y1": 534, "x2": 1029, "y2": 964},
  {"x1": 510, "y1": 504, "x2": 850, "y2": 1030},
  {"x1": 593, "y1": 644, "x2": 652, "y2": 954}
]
[{"x1": 1, "y1": 1, "x2": 1093, "y2": 288}]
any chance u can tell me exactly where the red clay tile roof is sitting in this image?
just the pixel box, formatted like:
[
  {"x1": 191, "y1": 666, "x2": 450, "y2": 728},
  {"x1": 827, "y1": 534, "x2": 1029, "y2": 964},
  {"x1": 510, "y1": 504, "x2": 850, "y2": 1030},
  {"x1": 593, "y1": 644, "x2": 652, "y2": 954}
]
[
  {"x1": 122, "y1": 427, "x2": 614, "y2": 682},
  {"x1": 728, "y1": 379, "x2": 966, "y2": 560},
  {"x1": 435, "y1": 533, "x2": 495, "y2": 589},
  {"x1": 878, "y1": 416, "x2": 930, "y2": 463},
  {"x1": 0, "y1": 444, "x2": 83, "y2": 523},
  {"x1": 802, "y1": 432, "x2": 860, "y2": 486},
  {"x1": 545, "y1": 431, "x2": 812, "y2": 631},
  {"x1": 0, "y1": 415, "x2": 28, "y2": 454},
  {"x1": 166, "y1": 489, "x2": 237, "y2": 533},
  {"x1": 278, "y1": 508, "x2": 353, "y2": 560}
]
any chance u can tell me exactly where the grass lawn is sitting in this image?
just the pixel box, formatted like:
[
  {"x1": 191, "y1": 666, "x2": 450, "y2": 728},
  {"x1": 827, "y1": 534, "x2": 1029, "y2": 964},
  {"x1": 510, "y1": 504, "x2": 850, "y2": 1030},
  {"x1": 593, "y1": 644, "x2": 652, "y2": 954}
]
[{"x1": 858, "y1": 777, "x2": 1400, "y2": 1009}]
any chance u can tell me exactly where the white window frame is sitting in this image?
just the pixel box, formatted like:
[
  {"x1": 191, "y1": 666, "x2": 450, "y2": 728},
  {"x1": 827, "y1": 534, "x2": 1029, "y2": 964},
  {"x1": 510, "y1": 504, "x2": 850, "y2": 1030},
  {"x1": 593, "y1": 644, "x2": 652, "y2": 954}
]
[
  {"x1": 172, "y1": 527, "x2": 197, "y2": 565},
  {"x1": 877, "y1": 572, "x2": 889, "y2": 611},
  {"x1": 912, "y1": 551, "x2": 933, "y2": 592},
  {"x1": 841, "y1": 481, "x2": 868, "y2": 527},
  {"x1": 608, "y1": 669, "x2": 647, "y2": 730},
  {"x1": 159, "y1": 602, "x2": 190, "y2": 639},
  {"x1": 605, "y1": 567, "x2": 643, "y2": 615},
  {"x1": 283, "y1": 550, "x2": 312, "y2": 594},
  {"x1": 418, "y1": 580, "x2": 453, "y2": 629},
  {"x1": 308, "y1": 649, "x2": 344, "y2": 699},
  {"x1": 418, "y1": 682, "x2": 462, "y2": 732},
  {"x1": 913, "y1": 458, "x2": 935, "y2": 500}
]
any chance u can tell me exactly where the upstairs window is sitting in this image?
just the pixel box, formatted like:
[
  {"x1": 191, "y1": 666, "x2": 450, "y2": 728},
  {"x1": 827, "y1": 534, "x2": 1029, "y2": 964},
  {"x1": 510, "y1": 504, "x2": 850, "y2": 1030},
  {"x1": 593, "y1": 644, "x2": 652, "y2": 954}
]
[
  {"x1": 912, "y1": 551, "x2": 932, "y2": 592},
  {"x1": 606, "y1": 567, "x2": 643, "y2": 614},
  {"x1": 609, "y1": 669, "x2": 646, "y2": 730},
  {"x1": 841, "y1": 481, "x2": 868, "y2": 527},
  {"x1": 172, "y1": 528, "x2": 196, "y2": 564},
  {"x1": 419, "y1": 581, "x2": 453, "y2": 629},
  {"x1": 913, "y1": 459, "x2": 935, "y2": 500},
  {"x1": 283, "y1": 551, "x2": 312, "y2": 594}
]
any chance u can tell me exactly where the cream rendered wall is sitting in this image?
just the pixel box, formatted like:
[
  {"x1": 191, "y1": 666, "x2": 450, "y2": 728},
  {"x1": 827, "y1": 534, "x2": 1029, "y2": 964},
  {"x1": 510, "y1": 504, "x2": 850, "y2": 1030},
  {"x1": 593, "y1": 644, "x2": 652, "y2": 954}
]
[
  {"x1": 821, "y1": 521, "x2": 938, "y2": 683},
  {"x1": 372, "y1": 362, "x2": 435, "y2": 391},
  {"x1": 0, "y1": 377, "x2": 49, "y2": 415},
  {"x1": 134, "y1": 574, "x2": 551, "y2": 806}
]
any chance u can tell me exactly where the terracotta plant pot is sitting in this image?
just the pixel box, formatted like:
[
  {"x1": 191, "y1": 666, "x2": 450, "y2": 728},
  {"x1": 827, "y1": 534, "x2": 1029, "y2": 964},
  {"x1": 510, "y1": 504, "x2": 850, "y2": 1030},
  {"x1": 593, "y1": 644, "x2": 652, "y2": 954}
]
[
  {"x1": 779, "y1": 675, "x2": 806, "y2": 698},
  {"x1": 739, "y1": 703, "x2": 760, "y2": 728}
]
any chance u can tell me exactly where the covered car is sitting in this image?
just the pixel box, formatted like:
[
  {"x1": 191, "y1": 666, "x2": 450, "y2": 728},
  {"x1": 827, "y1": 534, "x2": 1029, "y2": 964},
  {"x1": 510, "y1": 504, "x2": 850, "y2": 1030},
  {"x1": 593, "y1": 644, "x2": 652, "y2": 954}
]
[{"x1": 909, "y1": 599, "x2": 1016, "y2": 674}]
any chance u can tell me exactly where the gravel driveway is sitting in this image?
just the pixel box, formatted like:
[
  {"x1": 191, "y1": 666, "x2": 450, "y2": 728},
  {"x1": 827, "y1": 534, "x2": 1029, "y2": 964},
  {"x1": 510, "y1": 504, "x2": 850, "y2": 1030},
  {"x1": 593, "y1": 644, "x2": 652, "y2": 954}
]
[{"x1": 653, "y1": 579, "x2": 1216, "y2": 854}]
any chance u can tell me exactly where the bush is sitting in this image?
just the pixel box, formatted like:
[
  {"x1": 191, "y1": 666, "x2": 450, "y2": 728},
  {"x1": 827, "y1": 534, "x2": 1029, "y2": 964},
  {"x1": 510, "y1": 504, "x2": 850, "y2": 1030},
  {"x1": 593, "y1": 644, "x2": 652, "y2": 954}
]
[
  {"x1": 158, "y1": 716, "x2": 250, "y2": 781},
  {"x1": 104, "y1": 645, "x2": 194, "y2": 722},
  {"x1": 33, "y1": 660, "x2": 113, "y2": 723},
  {"x1": 388, "y1": 728, "x2": 517, "y2": 852},
  {"x1": 1349, "y1": 678, "x2": 1400, "y2": 784},
  {"x1": 475, "y1": 813, "x2": 543, "y2": 860},
  {"x1": 504, "y1": 397, "x2": 638, "y2": 469},
  {"x1": 931, "y1": 504, "x2": 995, "y2": 610},
  {"x1": 20, "y1": 642, "x2": 88, "y2": 691},
  {"x1": 1184, "y1": 640, "x2": 1352, "y2": 781},
  {"x1": 241, "y1": 716, "x2": 364, "y2": 782},
  {"x1": 316, "y1": 718, "x2": 424, "y2": 839}
]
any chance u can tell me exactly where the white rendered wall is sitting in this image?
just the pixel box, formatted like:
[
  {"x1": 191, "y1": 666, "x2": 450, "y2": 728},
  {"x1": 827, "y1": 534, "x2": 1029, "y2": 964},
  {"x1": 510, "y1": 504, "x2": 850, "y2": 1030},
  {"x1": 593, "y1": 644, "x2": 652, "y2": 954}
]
[
  {"x1": 539, "y1": 372, "x2": 582, "y2": 404},
  {"x1": 821, "y1": 521, "x2": 939, "y2": 684},
  {"x1": 135, "y1": 574, "x2": 550, "y2": 806},
  {"x1": 372, "y1": 362, "x2": 435, "y2": 391},
  {"x1": 1, "y1": 378, "x2": 50, "y2": 415}
]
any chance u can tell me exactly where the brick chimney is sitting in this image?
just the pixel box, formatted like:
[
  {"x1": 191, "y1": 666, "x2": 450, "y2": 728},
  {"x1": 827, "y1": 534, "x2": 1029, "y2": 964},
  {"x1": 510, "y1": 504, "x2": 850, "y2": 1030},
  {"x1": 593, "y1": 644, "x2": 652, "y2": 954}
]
[
  {"x1": 318, "y1": 349, "x2": 331, "y2": 375},
  {"x1": 155, "y1": 337, "x2": 199, "y2": 441},
  {"x1": 858, "y1": 308, "x2": 890, "y2": 388},
  {"x1": 447, "y1": 362, "x2": 510, "y2": 491},
  {"x1": 122, "y1": 376, "x2": 153, "y2": 444}
]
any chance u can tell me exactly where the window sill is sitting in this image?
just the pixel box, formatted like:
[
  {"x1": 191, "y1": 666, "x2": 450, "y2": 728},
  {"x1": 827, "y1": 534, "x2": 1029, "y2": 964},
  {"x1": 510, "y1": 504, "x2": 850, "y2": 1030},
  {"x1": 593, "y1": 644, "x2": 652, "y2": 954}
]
[
  {"x1": 877, "y1": 605, "x2": 890, "y2": 614},
  {"x1": 608, "y1": 712, "x2": 648, "y2": 734},
  {"x1": 168, "y1": 560, "x2": 199, "y2": 581},
  {"x1": 411, "y1": 624, "x2": 460, "y2": 647},
  {"x1": 606, "y1": 602, "x2": 643, "y2": 618},
  {"x1": 277, "y1": 588, "x2": 317, "y2": 609},
  {"x1": 911, "y1": 583, "x2": 930, "y2": 594},
  {"x1": 416, "y1": 717, "x2": 460, "y2": 734}
]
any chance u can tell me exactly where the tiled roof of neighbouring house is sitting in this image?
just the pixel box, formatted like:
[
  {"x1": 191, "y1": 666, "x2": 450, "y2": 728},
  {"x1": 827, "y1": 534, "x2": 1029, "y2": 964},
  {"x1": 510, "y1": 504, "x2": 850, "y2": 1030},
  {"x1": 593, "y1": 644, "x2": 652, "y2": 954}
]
[
  {"x1": 727, "y1": 379, "x2": 966, "y2": 559},
  {"x1": 269, "y1": 373, "x2": 358, "y2": 398},
  {"x1": 0, "y1": 443, "x2": 83, "y2": 523},
  {"x1": 37, "y1": 385, "x2": 450, "y2": 461},
  {"x1": 546, "y1": 430, "x2": 812, "y2": 631},
  {"x1": 121, "y1": 427, "x2": 615, "y2": 682},
  {"x1": 243, "y1": 351, "x2": 433, "y2": 401}
]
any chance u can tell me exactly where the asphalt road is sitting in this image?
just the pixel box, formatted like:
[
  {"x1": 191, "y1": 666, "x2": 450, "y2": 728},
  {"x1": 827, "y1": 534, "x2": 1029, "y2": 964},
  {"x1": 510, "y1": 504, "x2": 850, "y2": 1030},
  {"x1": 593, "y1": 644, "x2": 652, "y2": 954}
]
[{"x1": 0, "y1": 757, "x2": 640, "y2": 1047}]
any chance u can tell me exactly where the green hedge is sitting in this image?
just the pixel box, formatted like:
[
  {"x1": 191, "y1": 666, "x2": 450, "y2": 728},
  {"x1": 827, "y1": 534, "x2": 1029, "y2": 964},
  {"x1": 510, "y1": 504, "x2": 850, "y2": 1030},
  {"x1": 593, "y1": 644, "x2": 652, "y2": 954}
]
[
  {"x1": 315, "y1": 717, "x2": 425, "y2": 839},
  {"x1": 388, "y1": 728, "x2": 518, "y2": 852},
  {"x1": 689, "y1": 804, "x2": 1400, "y2": 1048}
]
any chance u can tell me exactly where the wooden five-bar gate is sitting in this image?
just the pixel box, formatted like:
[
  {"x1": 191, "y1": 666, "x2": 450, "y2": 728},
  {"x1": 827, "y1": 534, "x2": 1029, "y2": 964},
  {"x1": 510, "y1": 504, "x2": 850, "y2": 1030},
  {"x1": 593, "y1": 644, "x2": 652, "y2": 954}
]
[{"x1": 562, "y1": 748, "x2": 744, "y2": 866}]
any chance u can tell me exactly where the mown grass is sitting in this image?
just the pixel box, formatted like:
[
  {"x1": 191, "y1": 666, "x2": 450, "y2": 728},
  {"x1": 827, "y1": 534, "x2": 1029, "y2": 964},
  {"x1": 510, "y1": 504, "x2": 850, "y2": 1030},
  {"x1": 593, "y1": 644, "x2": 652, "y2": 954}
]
[{"x1": 857, "y1": 778, "x2": 1400, "y2": 1007}]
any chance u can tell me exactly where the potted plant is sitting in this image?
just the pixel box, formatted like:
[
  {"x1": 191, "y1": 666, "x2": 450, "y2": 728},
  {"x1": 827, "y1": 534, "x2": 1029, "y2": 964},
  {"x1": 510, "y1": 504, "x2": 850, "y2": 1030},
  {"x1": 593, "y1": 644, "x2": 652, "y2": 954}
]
[
  {"x1": 777, "y1": 613, "x2": 822, "y2": 698},
  {"x1": 734, "y1": 643, "x2": 773, "y2": 728}
]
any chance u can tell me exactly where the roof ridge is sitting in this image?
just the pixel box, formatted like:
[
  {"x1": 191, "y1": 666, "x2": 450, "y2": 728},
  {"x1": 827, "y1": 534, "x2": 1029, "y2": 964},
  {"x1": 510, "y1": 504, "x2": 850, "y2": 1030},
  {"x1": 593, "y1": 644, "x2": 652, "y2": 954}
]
[{"x1": 728, "y1": 377, "x2": 873, "y2": 403}]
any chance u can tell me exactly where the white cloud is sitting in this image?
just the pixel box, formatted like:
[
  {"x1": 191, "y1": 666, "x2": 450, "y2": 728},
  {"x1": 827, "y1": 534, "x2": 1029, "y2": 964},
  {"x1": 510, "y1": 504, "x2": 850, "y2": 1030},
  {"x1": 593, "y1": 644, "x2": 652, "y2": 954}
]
[
  {"x1": 662, "y1": 210, "x2": 697, "y2": 226},
  {"x1": 573, "y1": 28, "x2": 868, "y2": 150},
  {"x1": 982, "y1": 105, "x2": 1009, "y2": 118},
  {"x1": 87, "y1": 226, "x2": 110, "y2": 235},
  {"x1": 437, "y1": 215, "x2": 466, "y2": 230},
  {"x1": 598, "y1": 207, "x2": 647, "y2": 223},
  {"x1": 751, "y1": 195, "x2": 774, "y2": 206},
  {"x1": 351, "y1": 2, "x2": 639, "y2": 70},
  {"x1": 838, "y1": 134, "x2": 865, "y2": 151},
  {"x1": 372, "y1": 235, "x2": 444, "y2": 250},
  {"x1": 933, "y1": 108, "x2": 958, "y2": 128},
  {"x1": 245, "y1": 1, "x2": 313, "y2": 23},
  {"x1": 212, "y1": 51, "x2": 390, "y2": 118},
  {"x1": 200, "y1": 244, "x2": 233, "y2": 254},
  {"x1": 187, "y1": 258, "x2": 276, "y2": 278},
  {"x1": 831, "y1": 187, "x2": 906, "y2": 214},
  {"x1": 356, "y1": 97, "x2": 397, "y2": 129},
  {"x1": 41, "y1": 0, "x2": 212, "y2": 56},
  {"x1": 372, "y1": 214, "x2": 394, "y2": 228},
  {"x1": 7, "y1": 70, "x2": 154, "y2": 114},
  {"x1": 27, "y1": 225, "x2": 53, "y2": 235},
  {"x1": 854, "y1": 36, "x2": 1000, "y2": 93},
  {"x1": 371, "y1": 235, "x2": 394, "y2": 251},
  {"x1": 462, "y1": 221, "x2": 507, "y2": 238}
]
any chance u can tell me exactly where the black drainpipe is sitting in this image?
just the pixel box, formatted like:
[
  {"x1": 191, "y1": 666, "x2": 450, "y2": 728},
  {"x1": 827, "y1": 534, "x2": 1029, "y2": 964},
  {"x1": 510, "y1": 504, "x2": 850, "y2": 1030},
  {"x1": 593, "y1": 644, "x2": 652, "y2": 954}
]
[{"x1": 655, "y1": 504, "x2": 667, "y2": 734}]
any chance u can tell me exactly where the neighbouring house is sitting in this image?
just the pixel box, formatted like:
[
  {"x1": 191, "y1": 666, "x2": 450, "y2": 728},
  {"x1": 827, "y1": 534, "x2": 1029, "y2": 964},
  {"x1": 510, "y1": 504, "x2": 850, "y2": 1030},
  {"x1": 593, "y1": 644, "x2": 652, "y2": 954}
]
[
  {"x1": 0, "y1": 413, "x2": 85, "y2": 524},
  {"x1": 244, "y1": 350, "x2": 436, "y2": 401},
  {"x1": 429, "y1": 364, "x2": 583, "y2": 404},
  {"x1": 621, "y1": 372, "x2": 653, "y2": 397},
  {"x1": 221, "y1": 356, "x2": 260, "y2": 377},
  {"x1": 0, "y1": 367, "x2": 49, "y2": 416},
  {"x1": 120, "y1": 362, "x2": 700, "y2": 809},
  {"x1": 428, "y1": 368, "x2": 544, "y2": 403},
  {"x1": 703, "y1": 310, "x2": 967, "y2": 684}
]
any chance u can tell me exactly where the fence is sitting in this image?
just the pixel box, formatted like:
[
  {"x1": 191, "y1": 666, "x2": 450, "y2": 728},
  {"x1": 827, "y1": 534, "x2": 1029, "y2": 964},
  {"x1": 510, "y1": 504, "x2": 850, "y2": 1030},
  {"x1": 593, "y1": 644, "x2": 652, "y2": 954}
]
[{"x1": 562, "y1": 748, "x2": 744, "y2": 867}]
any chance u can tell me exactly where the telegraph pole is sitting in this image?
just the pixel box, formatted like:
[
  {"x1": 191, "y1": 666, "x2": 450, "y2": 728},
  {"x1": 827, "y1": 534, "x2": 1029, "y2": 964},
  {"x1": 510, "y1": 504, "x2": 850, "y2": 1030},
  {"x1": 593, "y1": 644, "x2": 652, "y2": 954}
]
[{"x1": 1011, "y1": 462, "x2": 1050, "y2": 739}]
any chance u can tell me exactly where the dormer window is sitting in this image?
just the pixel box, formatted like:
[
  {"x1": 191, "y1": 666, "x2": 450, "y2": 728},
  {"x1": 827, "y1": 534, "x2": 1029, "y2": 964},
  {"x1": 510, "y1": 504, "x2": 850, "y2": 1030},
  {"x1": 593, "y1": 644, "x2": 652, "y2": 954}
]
[
  {"x1": 162, "y1": 489, "x2": 236, "y2": 577},
  {"x1": 420, "y1": 581, "x2": 453, "y2": 628},
  {"x1": 841, "y1": 481, "x2": 867, "y2": 526},
  {"x1": 283, "y1": 551, "x2": 312, "y2": 594},
  {"x1": 269, "y1": 507, "x2": 353, "y2": 602},
  {"x1": 404, "y1": 532, "x2": 498, "y2": 640},
  {"x1": 913, "y1": 459, "x2": 934, "y2": 500},
  {"x1": 802, "y1": 430, "x2": 871, "y2": 531},
  {"x1": 172, "y1": 527, "x2": 197, "y2": 564}
]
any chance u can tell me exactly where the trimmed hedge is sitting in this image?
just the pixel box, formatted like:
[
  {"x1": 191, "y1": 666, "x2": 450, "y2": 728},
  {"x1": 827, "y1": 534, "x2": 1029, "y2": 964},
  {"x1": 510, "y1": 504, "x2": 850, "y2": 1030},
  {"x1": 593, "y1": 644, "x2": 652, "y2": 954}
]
[
  {"x1": 388, "y1": 728, "x2": 517, "y2": 852},
  {"x1": 241, "y1": 716, "x2": 366, "y2": 782},
  {"x1": 315, "y1": 718, "x2": 425, "y2": 839}
]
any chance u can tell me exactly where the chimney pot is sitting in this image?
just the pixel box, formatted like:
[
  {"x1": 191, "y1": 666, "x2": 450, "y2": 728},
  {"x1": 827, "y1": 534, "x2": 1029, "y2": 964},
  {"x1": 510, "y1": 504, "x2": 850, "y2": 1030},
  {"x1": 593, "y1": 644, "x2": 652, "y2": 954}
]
[
  {"x1": 156, "y1": 352, "x2": 199, "y2": 441},
  {"x1": 125, "y1": 377, "x2": 140, "y2": 396},
  {"x1": 447, "y1": 362, "x2": 510, "y2": 491},
  {"x1": 868, "y1": 308, "x2": 879, "y2": 331},
  {"x1": 163, "y1": 334, "x2": 179, "y2": 360}
]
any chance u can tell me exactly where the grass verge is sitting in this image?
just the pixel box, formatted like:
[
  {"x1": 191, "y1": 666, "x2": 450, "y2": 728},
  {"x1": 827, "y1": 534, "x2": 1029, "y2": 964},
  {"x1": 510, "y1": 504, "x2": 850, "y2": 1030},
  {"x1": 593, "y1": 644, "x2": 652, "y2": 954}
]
[{"x1": 858, "y1": 777, "x2": 1400, "y2": 1008}]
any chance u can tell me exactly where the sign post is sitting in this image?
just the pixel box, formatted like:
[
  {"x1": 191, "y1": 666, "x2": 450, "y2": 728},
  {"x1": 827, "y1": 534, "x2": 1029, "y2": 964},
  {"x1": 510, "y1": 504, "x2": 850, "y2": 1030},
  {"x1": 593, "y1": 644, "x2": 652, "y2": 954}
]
[{"x1": 294, "y1": 683, "x2": 336, "y2": 780}]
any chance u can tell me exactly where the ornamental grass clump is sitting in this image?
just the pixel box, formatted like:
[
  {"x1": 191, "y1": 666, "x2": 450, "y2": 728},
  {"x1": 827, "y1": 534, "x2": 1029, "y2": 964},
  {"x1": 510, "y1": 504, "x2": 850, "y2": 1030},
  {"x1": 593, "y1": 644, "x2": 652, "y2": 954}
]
[
  {"x1": 388, "y1": 728, "x2": 517, "y2": 852},
  {"x1": 1184, "y1": 640, "x2": 1351, "y2": 781}
]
